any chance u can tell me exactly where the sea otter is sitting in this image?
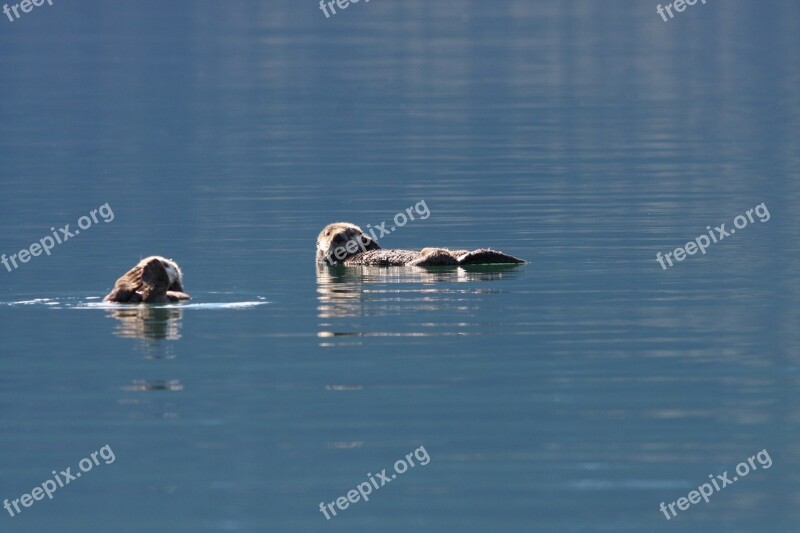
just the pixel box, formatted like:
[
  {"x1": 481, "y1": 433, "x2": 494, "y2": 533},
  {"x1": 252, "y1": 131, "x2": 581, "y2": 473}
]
[
  {"x1": 103, "y1": 256, "x2": 191, "y2": 303},
  {"x1": 316, "y1": 222, "x2": 525, "y2": 266}
]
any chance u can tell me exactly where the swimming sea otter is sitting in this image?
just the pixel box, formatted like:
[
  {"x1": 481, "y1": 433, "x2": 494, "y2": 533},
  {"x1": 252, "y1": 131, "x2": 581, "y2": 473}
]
[
  {"x1": 316, "y1": 222, "x2": 525, "y2": 266},
  {"x1": 103, "y1": 256, "x2": 191, "y2": 303}
]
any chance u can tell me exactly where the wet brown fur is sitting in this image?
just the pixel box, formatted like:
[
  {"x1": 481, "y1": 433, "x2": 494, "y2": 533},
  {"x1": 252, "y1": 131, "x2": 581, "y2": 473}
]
[
  {"x1": 103, "y1": 256, "x2": 191, "y2": 303},
  {"x1": 316, "y1": 222, "x2": 525, "y2": 266}
]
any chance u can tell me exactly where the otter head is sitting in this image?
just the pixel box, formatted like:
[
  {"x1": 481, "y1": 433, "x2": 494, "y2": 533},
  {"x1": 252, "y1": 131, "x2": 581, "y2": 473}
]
[
  {"x1": 147, "y1": 256, "x2": 185, "y2": 292},
  {"x1": 316, "y1": 222, "x2": 380, "y2": 264}
]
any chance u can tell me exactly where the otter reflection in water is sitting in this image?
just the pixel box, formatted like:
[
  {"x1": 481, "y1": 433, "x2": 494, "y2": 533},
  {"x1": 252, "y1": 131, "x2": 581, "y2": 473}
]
[
  {"x1": 316, "y1": 263, "x2": 524, "y2": 343},
  {"x1": 106, "y1": 306, "x2": 184, "y2": 341}
]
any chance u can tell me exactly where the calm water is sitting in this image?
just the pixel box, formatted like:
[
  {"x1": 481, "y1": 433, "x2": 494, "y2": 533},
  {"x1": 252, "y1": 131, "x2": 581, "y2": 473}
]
[{"x1": 1, "y1": 1, "x2": 799, "y2": 531}]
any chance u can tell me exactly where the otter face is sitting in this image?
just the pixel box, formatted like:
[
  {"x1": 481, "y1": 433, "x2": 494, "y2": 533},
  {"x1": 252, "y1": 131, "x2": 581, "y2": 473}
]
[{"x1": 316, "y1": 222, "x2": 380, "y2": 264}]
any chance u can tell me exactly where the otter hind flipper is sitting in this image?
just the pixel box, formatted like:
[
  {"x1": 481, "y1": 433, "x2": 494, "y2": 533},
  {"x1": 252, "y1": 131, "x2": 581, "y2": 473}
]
[{"x1": 457, "y1": 249, "x2": 525, "y2": 265}]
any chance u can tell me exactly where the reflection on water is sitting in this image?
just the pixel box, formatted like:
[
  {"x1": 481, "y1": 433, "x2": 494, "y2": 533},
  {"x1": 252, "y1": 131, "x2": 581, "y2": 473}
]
[
  {"x1": 316, "y1": 263, "x2": 525, "y2": 344},
  {"x1": 121, "y1": 379, "x2": 184, "y2": 392},
  {"x1": 106, "y1": 306, "x2": 184, "y2": 341}
]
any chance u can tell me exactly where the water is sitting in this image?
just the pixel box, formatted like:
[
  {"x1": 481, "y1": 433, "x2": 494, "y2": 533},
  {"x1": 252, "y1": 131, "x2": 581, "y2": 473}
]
[{"x1": 1, "y1": 1, "x2": 799, "y2": 531}]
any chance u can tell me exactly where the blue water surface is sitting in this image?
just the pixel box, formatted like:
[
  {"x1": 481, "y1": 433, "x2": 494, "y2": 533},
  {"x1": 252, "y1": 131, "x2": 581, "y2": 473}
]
[{"x1": 1, "y1": 1, "x2": 799, "y2": 531}]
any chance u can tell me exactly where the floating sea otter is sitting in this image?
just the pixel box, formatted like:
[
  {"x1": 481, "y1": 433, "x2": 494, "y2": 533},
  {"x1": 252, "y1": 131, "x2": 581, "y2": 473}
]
[
  {"x1": 103, "y1": 256, "x2": 191, "y2": 303},
  {"x1": 316, "y1": 222, "x2": 525, "y2": 266}
]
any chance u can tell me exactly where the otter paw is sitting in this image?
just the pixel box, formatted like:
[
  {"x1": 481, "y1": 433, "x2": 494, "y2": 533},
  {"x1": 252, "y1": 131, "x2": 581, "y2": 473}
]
[
  {"x1": 166, "y1": 291, "x2": 191, "y2": 302},
  {"x1": 103, "y1": 288, "x2": 141, "y2": 303},
  {"x1": 409, "y1": 248, "x2": 459, "y2": 266}
]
